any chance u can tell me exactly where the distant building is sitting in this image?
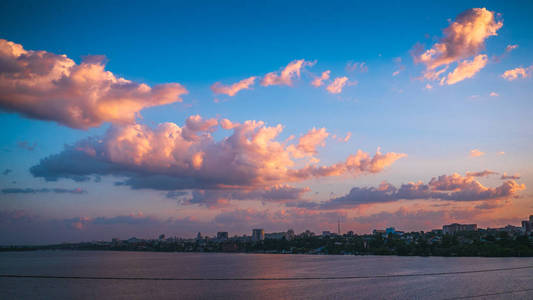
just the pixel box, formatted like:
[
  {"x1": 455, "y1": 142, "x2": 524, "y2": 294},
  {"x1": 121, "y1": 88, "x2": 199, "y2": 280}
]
[
  {"x1": 431, "y1": 229, "x2": 443, "y2": 235},
  {"x1": 265, "y1": 232, "x2": 286, "y2": 240},
  {"x1": 521, "y1": 215, "x2": 532, "y2": 235},
  {"x1": 196, "y1": 232, "x2": 202, "y2": 240},
  {"x1": 386, "y1": 227, "x2": 396, "y2": 235},
  {"x1": 252, "y1": 229, "x2": 265, "y2": 241},
  {"x1": 322, "y1": 231, "x2": 332, "y2": 237},
  {"x1": 443, "y1": 223, "x2": 477, "y2": 234},
  {"x1": 373, "y1": 229, "x2": 386, "y2": 235},
  {"x1": 217, "y1": 232, "x2": 228, "y2": 241}
]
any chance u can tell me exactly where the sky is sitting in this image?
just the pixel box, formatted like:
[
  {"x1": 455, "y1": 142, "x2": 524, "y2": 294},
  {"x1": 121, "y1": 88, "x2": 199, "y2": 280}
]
[{"x1": 0, "y1": 1, "x2": 532, "y2": 244}]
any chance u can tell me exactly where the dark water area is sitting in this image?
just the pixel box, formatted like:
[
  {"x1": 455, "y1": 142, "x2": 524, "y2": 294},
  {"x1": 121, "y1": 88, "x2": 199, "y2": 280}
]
[{"x1": 1, "y1": 251, "x2": 532, "y2": 299}]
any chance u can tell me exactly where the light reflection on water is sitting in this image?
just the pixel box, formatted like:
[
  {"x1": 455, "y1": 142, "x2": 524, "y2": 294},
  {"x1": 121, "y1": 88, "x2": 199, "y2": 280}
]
[{"x1": 0, "y1": 251, "x2": 532, "y2": 299}]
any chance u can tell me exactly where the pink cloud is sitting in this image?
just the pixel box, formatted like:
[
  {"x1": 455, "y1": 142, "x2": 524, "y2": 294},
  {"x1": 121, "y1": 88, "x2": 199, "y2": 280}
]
[
  {"x1": 501, "y1": 66, "x2": 531, "y2": 81},
  {"x1": 31, "y1": 116, "x2": 406, "y2": 191},
  {"x1": 505, "y1": 44, "x2": 518, "y2": 52},
  {"x1": 414, "y1": 8, "x2": 502, "y2": 84},
  {"x1": 326, "y1": 76, "x2": 349, "y2": 94},
  {"x1": 470, "y1": 149, "x2": 484, "y2": 157},
  {"x1": 211, "y1": 76, "x2": 256, "y2": 96},
  {"x1": 445, "y1": 54, "x2": 488, "y2": 85},
  {"x1": 287, "y1": 127, "x2": 329, "y2": 158},
  {"x1": 261, "y1": 59, "x2": 314, "y2": 86},
  {"x1": 0, "y1": 39, "x2": 187, "y2": 129},
  {"x1": 311, "y1": 70, "x2": 330, "y2": 87}
]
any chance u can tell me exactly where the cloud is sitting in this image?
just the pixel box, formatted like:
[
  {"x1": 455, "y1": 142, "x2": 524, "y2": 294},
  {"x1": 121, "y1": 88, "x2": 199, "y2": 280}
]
[
  {"x1": 211, "y1": 76, "x2": 256, "y2": 96},
  {"x1": 489, "y1": 92, "x2": 499, "y2": 97},
  {"x1": 306, "y1": 172, "x2": 525, "y2": 210},
  {"x1": 261, "y1": 60, "x2": 314, "y2": 87},
  {"x1": 30, "y1": 116, "x2": 406, "y2": 191},
  {"x1": 414, "y1": 8, "x2": 501, "y2": 84},
  {"x1": 501, "y1": 173, "x2": 520, "y2": 180},
  {"x1": 2, "y1": 169, "x2": 12, "y2": 175},
  {"x1": 287, "y1": 127, "x2": 329, "y2": 158},
  {"x1": 326, "y1": 77, "x2": 349, "y2": 94},
  {"x1": 0, "y1": 39, "x2": 187, "y2": 129},
  {"x1": 332, "y1": 132, "x2": 351, "y2": 143},
  {"x1": 345, "y1": 61, "x2": 367, "y2": 73},
  {"x1": 465, "y1": 170, "x2": 498, "y2": 177},
  {"x1": 445, "y1": 54, "x2": 488, "y2": 85},
  {"x1": 470, "y1": 149, "x2": 484, "y2": 157},
  {"x1": 1, "y1": 187, "x2": 87, "y2": 194},
  {"x1": 311, "y1": 70, "x2": 330, "y2": 87},
  {"x1": 505, "y1": 44, "x2": 518, "y2": 52},
  {"x1": 501, "y1": 66, "x2": 531, "y2": 81},
  {"x1": 176, "y1": 184, "x2": 311, "y2": 207}
]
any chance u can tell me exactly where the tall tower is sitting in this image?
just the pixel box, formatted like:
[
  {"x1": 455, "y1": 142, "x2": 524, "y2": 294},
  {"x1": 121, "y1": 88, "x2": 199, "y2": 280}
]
[{"x1": 337, "y1": 218, "x2": 341, "y2": 235}]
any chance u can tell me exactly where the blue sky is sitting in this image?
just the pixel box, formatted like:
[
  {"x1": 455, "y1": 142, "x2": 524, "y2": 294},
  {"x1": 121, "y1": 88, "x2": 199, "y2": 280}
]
[{"x1": 0, "y1": 1, "x2": 532, "y2": 244}]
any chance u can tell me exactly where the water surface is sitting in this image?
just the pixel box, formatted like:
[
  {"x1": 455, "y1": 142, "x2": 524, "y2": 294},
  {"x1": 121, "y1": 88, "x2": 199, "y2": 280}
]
[{"x1": 1, "y1": 251, "x2": 532, "y2": 299}]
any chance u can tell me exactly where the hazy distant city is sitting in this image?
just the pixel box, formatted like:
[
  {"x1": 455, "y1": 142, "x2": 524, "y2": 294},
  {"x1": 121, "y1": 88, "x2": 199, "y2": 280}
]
[{"x1": 4, "y1": 215, "x2": 532, "y2": 257}]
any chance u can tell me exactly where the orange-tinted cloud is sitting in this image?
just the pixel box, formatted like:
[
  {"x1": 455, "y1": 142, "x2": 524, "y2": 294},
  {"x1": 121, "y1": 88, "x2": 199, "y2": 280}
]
[
  {"x1": 414, "y1": 8, "x2": 501, "y2": 85},
  {"x1": 211, "y1": 76, "x2": 256, "y2": 96},
  {"x1": 501, "y1": 66, "x2": 531, "y2": 81},
  {"x1": 261, "y1": 59, "x2": 314, "y2": 86},
  {"x1": 311, "y1": 70, "x2": 330, "y2": 87},
  {"x1": 470, "y1": 149, "x2": 484, "y2": 157},
  {"x1": 445, "y1": 54, "x2": 488, "y2": 85},
  {"x1": 287, "y1": 127, "x2": 329, "y2": 158},
  {"x1": 31, "y1": 116, "x2": 405, "y2": 191},
  {"x1": 326, "y1": 76, "x2": 349, "y2": 94},
  {"x1": 0, "y1": 39, "x2": 187, "y2": 129}
]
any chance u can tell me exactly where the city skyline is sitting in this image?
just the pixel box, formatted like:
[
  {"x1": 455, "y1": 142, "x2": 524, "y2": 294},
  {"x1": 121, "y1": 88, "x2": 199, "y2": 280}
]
[{"x1": 1, "y1": 1, "x2": 533, "y2": 245}]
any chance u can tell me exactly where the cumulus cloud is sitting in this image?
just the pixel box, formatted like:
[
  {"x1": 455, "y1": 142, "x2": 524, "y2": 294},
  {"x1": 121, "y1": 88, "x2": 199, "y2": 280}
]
[
  {"x1": 311, "y1": 70, "x2": 330, "y2": 87},
  {"x1": 489, "y1": 92, "x2": 499, "y2": 97},
  {"x1": 261, "y1": 60, "x2": 314, "y2": 87},
  {"x1": 501, "y1": 66, "x2": 532, "y2": 81},
  {"x1": 306, "y1": 172, "x2": 525, "y2": 210},
  {"x1": 445, "y1": 54, "x2": 488, "y2": 85},
  {"x1": 0, "y1": 39, "x2": 187, "y2": 129},
  {"x1": 470, "y1": 149, "x2": 484, "y2": 157},
  {"x1": 211, "y1": 76, "x2": 256, "y2": 96},
  {"x1": 1, "y1": 187, "x2": 87, "y2": 194},
  {"x1": 2, "y1": 169, "x2": 12, "y2": 175},
  {"x1": 30, "y1": 116, "x2": 406, "y2": 191},
  {"x1": 287, "y1": 127, "x2": 329, "y2": 158},
  {"x1": 326, "y1": 76, "x2": 349, "y2": 94},
  {"x1": 414, "y1": 8, "x2": 502, "y2": 85}
]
